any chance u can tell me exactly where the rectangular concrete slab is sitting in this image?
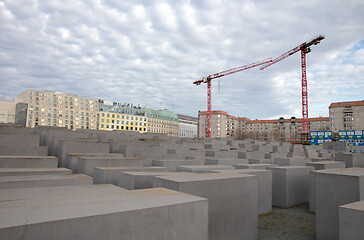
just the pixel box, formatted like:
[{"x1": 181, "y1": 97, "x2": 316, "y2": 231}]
[
  {"x1": 270, "y1": 166, "x2": 313, "y2": 208},
  {"x1": 66, "y1": 153, "x2": 122, "y2": 173},
  {"x1": 77, "y1": 156, "x2": 144, "y2": 177},
  {"x1": 93, "y1": 166, "x2": 168, "y2": 185},
  {"x1": 339, "y1": 200, "x2": 364, "y2": 240},
  {"x1": 119, "y1": 171, "x2": 196, "y2": 190},
  {"x1": 0, "y1": 188, "x2": 208, "y2": 240},
  {"x1": 274, "y1": 157, "x2": 310, "y2": 166},
  {"x1": 0, "y1": 134, "x2": 40, "y2": 146},
  {"x1": 315, "y1": 168, "x2": 364, "y2": 240},
  {"x1": 0, "y1": 156, "x2": 58, "y2": 168},
  {"x1": 210, "y1": 169, "x2": 272, "y2": 215},
  {"x1": 152, "y1": 159, "x2": 205, "y2": 171},
  {"x1": 0, "y1": 174, "x2": 93, "y2": 189},
  {"x1": 0, "y1": 146, "x2": 48, "y2": 156},
  {"x1": 0, "y1": 184, "x2": 127, "y2": 202},
  {"x1": 177, "y1": 165, "x2": 235, "y2": 173},
  {"x1": 0, "y1": 168, "x2": 71, "y2": 176},
  {"x1": 234, "y1": 163, "x2": 277, "y2": 170},
  {"x1": 57, "y1": 140, "x2": 110, "y2": 167},
  {"x1": 153, "y1": 173, "x2": 258, "y2": 240},
  {"x1": 335, "y1": 153, "x2": 364, "y2": 168},
  {"x1": 309, "y1": 161, "x2": 346, "y2": 213},
  {"x1": 306, "y1": 161, "x2": 345, "y2": 170},
  {"x1": 205, "y1": 158, "x2": 249, "y2": 166}
]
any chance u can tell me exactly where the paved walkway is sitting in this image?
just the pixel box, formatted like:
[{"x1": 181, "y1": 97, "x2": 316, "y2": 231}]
[{"x1": 258, "y1": 204, "x2": 316, "y2": 240}]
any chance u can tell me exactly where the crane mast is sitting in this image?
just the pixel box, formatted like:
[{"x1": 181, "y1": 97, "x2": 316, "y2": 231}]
[
  {"x1": 260, "y1": 35, "x2": 324, "y2": 134},
  {"x1": 194, "y1": 58, "x2": 273, "y2": 138}
]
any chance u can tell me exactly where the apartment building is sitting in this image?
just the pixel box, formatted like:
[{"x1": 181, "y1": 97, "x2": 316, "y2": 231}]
[
  {"x1": 329, "y1": 100, "x2": 364, "y2": 132},
  {"x1": 244, "y1": 117, "x2": 329, "y2": 141},
  {"x1": 97, "y1": 101, "x2": 147, "y2": 133},
  {"x1": 14, "y1": 90, "x2": 99, "y2": 129},
  {"x1": 198, "y1": 111, "x2": 240, "y2": 138},
  {"x1": 145, "y1": 108, "x2": 179, "y2": 137},
  {"x1": 98, "y1": 112, "x2": 147, "y2": 133},
  {"x1": 0, "y1": 100, "x2": 16, "y2": 124},
  {"x1": 198, "y1": 110, "x2": 330, "y2": 141},
  {"x1": 177, "y1": 114, "x2": 198, "y2": 138}
]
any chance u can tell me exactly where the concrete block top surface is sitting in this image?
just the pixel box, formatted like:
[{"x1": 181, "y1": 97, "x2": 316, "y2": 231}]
[
  {"x1": 306, "y1": 161, "x2": 345, "y2": 166},
  {"x1": 0, "y1": 187, "x2": 207, "y2": 229},
  {"x1": 67, "y1": 153, "x2": 121, "y2": 157},
  {"x1": 79, "y1": 156, "x2": 138, "y2": 160},
  {"x1": 121, "y1": 171, "x2": 196, "y2": 177},
  {"x1": 0, "y1": 184, "x2": 126, "y2": 202},
  {"x1": 220, "y1": 169, "x2": 270, "y2": 174},
  {"x1": 178, "y1": 165, "x2": 234, "y2": 170},
  {"x1": 269, "y1": 166, "x2": 313, "y2": 170},
  {"x1": 95, "y1": 166, "x2": 166, "y2": 171},
  {"x1": 155, "y1": 172, "x2": 256, "y2": 183},
  {"x1": 235, "y1": 163, "x2": 275, "y2": 167},
  {"x1": 0, "y1": 168, "x2": 71, "y2": 173},
  {"x1": 316, "y1": 167, "x2": 364, "y2": 177},
  {"x1": 340, "y1": 200, "x2": 364, "y2": 211},
  {"x1": 0, "y1": 156, "x2": 57, "y2": 159},
  {"x1": 0, "y1": 174, "x2": 92, "y2": 182}
]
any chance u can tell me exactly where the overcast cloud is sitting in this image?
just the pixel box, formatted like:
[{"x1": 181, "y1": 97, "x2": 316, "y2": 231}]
[{"x1": 0, "y1": 0, "x2": 363, "y2": 119}]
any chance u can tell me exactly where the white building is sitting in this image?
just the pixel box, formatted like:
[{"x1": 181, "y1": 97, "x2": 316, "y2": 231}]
[{"x1": 178, "y1": 114, "x2": 198, "y2": 138}]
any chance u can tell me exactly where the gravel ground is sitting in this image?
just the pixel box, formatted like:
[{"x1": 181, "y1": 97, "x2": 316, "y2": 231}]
[{"x1": 258, "y1": 203, "x2": 316, "y2": 240}]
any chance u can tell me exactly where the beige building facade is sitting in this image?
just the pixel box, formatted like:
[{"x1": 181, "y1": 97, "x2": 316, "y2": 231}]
[
  {"x1": 0, "y1": 100, "x2": 16, "y2": 124},
  {"x1": 198, "y1": 110, "x2": 330, "y2": 141},
  {"x1": 14, "y1": 90, "x2": 99, "y2": 130},
  {"x1": 329, "y1": 100, "x2": 364, "y2": 132},
  {"x1": 145, "y1": 108, "x2": 179, "y2": 137},
  {"x1": 198, "y1": 111, "x2": 241, "y2": 138}
]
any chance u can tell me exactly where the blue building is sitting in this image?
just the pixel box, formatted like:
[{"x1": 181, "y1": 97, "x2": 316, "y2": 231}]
[
  {"x1": 338, "y1": 130, "x2": 364, "y2": 146},
  {"x1": 310, "y1": 131, "x2": 332, "y2": 145}
]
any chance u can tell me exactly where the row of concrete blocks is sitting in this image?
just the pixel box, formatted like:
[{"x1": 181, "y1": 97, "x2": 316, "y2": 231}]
[
  {"x1": 0, "y1": 172, "x2": 260, "y2": 240},
  {"x1": 2, "y1": 162, "x2": 364, "y2": 239}
]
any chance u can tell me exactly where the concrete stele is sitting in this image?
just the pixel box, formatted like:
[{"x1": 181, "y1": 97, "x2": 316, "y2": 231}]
[{"x1": 153, "y1": 173, "x2": 258, "y2": 240}]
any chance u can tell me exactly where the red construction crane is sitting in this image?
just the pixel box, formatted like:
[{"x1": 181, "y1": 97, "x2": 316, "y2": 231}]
[
  {"x1": 260, "y1": 35, "x2": 325, "y2": 134},
  {"x1": 194, "y1": 58, "x2": 273, "y2": 138}
]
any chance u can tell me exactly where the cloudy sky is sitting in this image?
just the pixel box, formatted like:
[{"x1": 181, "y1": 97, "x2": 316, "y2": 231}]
[{"x1": 1, "y1": 0, "x2": 363, "y2": 119}]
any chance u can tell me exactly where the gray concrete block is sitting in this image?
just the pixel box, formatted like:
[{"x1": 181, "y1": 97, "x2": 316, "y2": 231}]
[
  {"x1": 274, "y1": 157, "x2": 310, "y2": 166},
  {"x1": 306, "y1": 161, "x2": 345, "y2": 170},
  {"x1": 0, "y1": 168, "x2": 71, "y2": 176},
  {"x1": 205, "y1": 158, "x2": 249, "y2": 166},
  {"x1": 0, "y1": 174, "x2": 93, "y2": 189},
  {"x1": 153, "y1": 173, "x2": 258, "y2": 240},
  {"x1": 177, "y1": 165, "x2": 235, "y2": 173},
  {"x1": 308, "y1": 161, "x2": 346, "y2": 213},
  {"x1": 152, "y1": 159, "x2": 205, "y2": 171},
  {"x1": 339, "y1": 200, "x2": 364, "y2": 240},
  {"x1": 93, "y1": 166, "x2": 167, "y2": 185},
  {"x1": 66, "y1": 153, "x2": 122, "y2": 173},
  {"x1": 0, "y1": 146, "x2": 48, "y2": 156},
  {"x1": 119, "y1": 171, "x2": 194, "y2": 190},
  {"x1": 77, "y1": 156, "x2": 144, "y2": 177},
  {"x1": 234, "y1": 163, "x2": 277, "y2": 170},
  {"x1": 0, "y1": 133, "x2": 40, "y2": 146},
  {"x1": 315, "y1": 168, "x2": 364, "y2": 240},
  {"x1": 0, "y1": 188, "x2": 208, "y2": 240},
  {"x1": 0, "y1": 184, "x2": 126, "y2": 202},
  {"x1": 270, "y1": 166, "x2": 313, "y2": 208},
  {"x1": 57, "y1": 140, "x2": 110, "y2": 167},
  {"x1": 0, "y1": 156, "x2": 58, "y2": 168},
  {"x1": 335, "y1": 153, "x2": 364, "y2": 168},
  {"x1": 211, "y1": 169, "x2": 272, "y2": 215}
]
